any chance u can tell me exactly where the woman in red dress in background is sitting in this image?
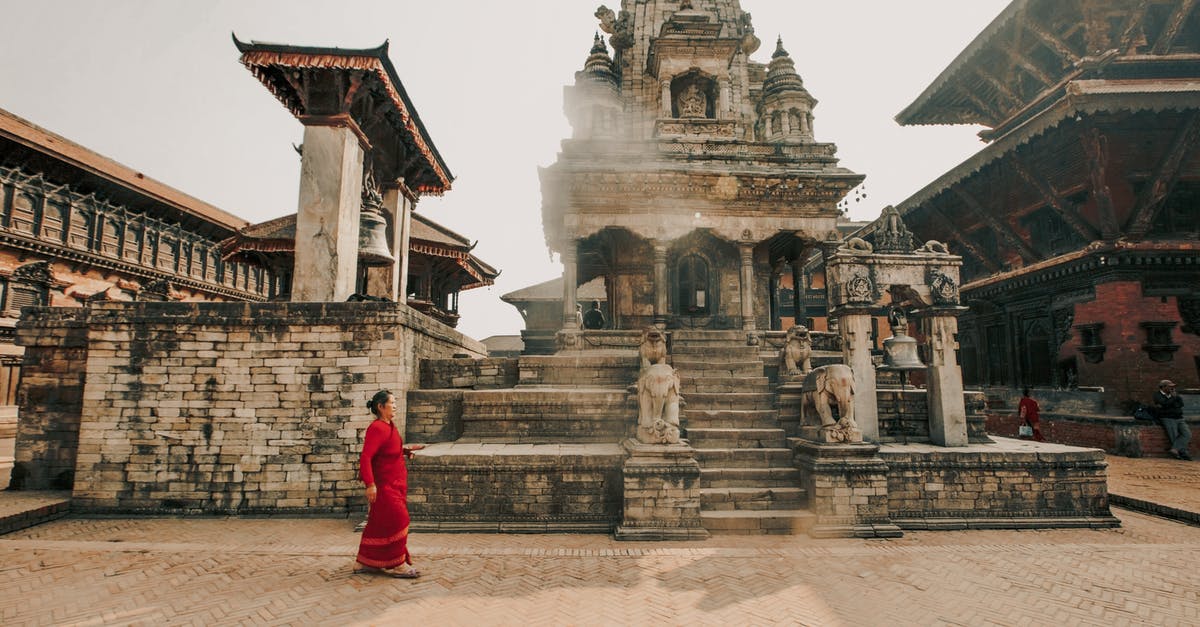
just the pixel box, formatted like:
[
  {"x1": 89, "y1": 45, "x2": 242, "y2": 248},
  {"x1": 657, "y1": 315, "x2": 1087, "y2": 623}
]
[
  {"x1": 1018, "y1": 388, "x2": 1046, "y2": 442},
  {"x1": 355, "y1": 389, "x2": 424, "y2": 578}
]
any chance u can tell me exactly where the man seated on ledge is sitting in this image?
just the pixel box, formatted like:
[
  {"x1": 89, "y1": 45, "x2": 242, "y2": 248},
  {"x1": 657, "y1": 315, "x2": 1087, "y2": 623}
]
[
  {"x1": 582, "y1": 300, "x2": 606, "y2": 330},
  {"x1": 1154, "y1": 379, "x2": 1190, "y2": 461}
]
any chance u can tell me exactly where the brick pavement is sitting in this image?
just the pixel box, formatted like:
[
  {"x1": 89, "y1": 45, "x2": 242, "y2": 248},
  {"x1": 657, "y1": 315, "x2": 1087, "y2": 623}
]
[{"x1": 1, "y1": 508, "x2": 1199, "y2": 626}]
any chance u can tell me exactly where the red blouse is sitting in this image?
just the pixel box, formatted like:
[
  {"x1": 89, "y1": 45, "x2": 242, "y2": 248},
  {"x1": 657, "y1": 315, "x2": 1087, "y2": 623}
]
[{"x1": 360, "y1": 420, "x2": 407, "y2": 488}]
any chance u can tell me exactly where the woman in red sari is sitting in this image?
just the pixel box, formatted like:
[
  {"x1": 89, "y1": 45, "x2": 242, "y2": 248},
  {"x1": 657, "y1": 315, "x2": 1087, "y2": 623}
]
[{"x1": 355, "y1": 389, "x2": 424, "y2": 578}]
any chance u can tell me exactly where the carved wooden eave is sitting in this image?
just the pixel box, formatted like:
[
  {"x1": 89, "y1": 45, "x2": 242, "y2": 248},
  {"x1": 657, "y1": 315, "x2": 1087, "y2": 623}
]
[
  {"x1": 233, "y1": 35, "x2": 453, "y2": 196},
  {"x1": 896, "y1": 0, "x2": 1200, "y2": 129},
  {"x1": 0, "y1": 108, "x2": 249, "y2": 238},
  {"x1": 897, "y1": 79, "x2": 1200, "y2": 212},
  {"x1": 962, "y1": 239, "x2": 1200, "y2": 299}
]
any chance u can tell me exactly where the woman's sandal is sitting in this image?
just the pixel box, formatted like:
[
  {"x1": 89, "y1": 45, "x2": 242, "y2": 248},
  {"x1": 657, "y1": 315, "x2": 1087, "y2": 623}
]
[{"x1": 385, "y1": 567, "x2": 420, "y2": 579}]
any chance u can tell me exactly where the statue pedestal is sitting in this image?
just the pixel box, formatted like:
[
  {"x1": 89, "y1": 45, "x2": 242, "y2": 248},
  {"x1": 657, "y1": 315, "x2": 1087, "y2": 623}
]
[
  {"x1": 792, "y1": 440, "x2": 902, "y2": 539},
  {"x1": 797, "y1": 425, "x2": 864, "y2": 444},
  {"x1": 614, "y1": 439, "x2": 709, "y2": 541}
]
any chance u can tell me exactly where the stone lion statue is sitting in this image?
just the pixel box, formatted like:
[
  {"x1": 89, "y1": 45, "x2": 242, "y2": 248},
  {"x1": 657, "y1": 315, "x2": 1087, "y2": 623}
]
[
  {"x1": 801, "y1": 364, "x2": 861, "y2": 442},
  {"x1": 780, "y1": 325, "x2": 813, "y2": 376},
  {"x1": 637, "y1": 363, "x2": 682, "y2": 444},
  {"x1": 639, "y1": 327, "x2": 668, "y2": 371},
  {"x1": 916, "y1": 239, "x2": 950, "y2": 255},
  {"x1": 838, "y1": 237, "x2": 873, "y2": 254}
]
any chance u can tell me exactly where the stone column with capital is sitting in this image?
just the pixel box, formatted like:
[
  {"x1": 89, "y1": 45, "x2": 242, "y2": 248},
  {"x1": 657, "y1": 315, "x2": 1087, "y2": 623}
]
[
  {"x1": 925, "y1": 312, "x2": 968, "y2": 446},
  {"x1": 653, "y1": 241, "x2": 668, "y2": 328},
  {"x1": 839, "y1": 310, "x2": 878, "y2": 440},
  {"x1": 791, "y1": 242, "x2": 809, "y2": 326},
  {"x1": 660, "y1": 80, "x2": 673, "y2": 118},
  {"x1": 291, "y1": 124, "x2": 365, "y2": 302},
  {"x1": 739, "y1": 242, "x2": 756, "y2": 331},
  {"x1": 561, "y1": 244, "x2": 580, "y2": 330}
]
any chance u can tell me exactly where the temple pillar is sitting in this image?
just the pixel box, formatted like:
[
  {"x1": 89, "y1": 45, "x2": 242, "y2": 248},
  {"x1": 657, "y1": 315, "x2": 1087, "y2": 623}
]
[
  {"x1": 739, "y1": 241, "x2": 756, "y2": 331},
  {"x1": 792, "y1": 241, "x2": 808, "y2": 325},
  {"x1": 364, "y1": 182, "x2": 411, "y2": 301},
  {"x1": 660, "y1": 80, "x2": 672, "y2": 118},
  {"x1": 291, "y1": 123, "x2": 364, "y2": 302},
  {"x1": 839, "y1": 310, "x2": 878, "y2": 441},
  {"x1": 653, "y1": 240, "x2": 668, "y2": 328},
  {"x1": 561, "y1": 243, "x2": 580, "y2": 330},
  {"x1": 925, "y1": 311, "x2": 968, "y2": 446},
  {"x1": 781, "y1": 110, "x2": 792, "y2": 135}
]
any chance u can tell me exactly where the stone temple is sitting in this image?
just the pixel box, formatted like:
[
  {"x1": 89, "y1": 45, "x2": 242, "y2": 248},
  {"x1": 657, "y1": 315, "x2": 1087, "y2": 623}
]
[{"x1": 10, "y1": 0, "x2": 1119, "y2": 538}]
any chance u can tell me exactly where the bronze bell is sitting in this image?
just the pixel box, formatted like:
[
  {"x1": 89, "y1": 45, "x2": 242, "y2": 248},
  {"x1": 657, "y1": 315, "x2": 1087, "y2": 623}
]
[{"x1": 357, "y1": 208, "x2": 394, "y2": 267}]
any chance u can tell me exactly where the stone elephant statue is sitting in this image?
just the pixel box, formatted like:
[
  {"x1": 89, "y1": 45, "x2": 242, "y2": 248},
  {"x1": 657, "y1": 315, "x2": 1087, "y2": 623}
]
[
  {"x1": 801, "y1": 364, "x2": 858, "y2": 437},
  {"x1": 637, "y1": 362, "x2": 681, "y2": 444}
]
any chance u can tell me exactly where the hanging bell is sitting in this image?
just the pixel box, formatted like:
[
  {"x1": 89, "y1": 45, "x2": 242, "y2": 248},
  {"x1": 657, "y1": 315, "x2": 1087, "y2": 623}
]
[{"x1": 357, "y1": 208, "x2": 394, "y2": 267}]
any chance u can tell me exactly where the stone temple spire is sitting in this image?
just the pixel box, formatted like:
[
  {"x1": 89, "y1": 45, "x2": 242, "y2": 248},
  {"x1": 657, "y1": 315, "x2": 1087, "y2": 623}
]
[
  {"x1": 564, "y1": 33, "x2": 621, "y2": 139},
  {"x1": 760, "y1": 36, "x2": 816, "y2": 143}
]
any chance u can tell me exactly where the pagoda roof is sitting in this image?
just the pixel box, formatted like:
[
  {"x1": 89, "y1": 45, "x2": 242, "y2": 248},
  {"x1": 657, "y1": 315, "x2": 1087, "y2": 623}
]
[
  {"x1": 500, "y1": 276, "x2": 607, "y2": 303},
  {"x1": 896, "y1": 0, "x2": 1200, "y2": 130},
  {"x1": 0, "y1": 107, "x2": 249, "y2": 239},
  {"x1": 234, "y1": 36, "x2": 453, "y2": 195},
  {"x1": 218, "y1": 210, "x2": 498, "y2": 290}
]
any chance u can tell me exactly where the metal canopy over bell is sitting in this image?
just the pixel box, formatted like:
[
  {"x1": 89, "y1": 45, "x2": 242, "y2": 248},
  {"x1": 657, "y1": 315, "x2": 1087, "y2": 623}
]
[{"x1": 357, "y1": 208, "x2": 394, "y2": 267}]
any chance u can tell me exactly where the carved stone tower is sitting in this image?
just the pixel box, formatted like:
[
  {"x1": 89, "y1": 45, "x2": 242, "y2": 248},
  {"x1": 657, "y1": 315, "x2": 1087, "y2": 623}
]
[{"x1": 542, "y1": 0, "x2": 863, "y2": 335}]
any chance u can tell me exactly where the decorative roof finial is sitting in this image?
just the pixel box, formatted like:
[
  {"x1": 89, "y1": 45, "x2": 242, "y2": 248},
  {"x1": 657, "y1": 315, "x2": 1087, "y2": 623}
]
[
  {"x1": 773, "y1": 35, "x2": 789, "y2": 59},
  {"x1": 591, "y1": 31, "x2": 607, "y2": 54}
]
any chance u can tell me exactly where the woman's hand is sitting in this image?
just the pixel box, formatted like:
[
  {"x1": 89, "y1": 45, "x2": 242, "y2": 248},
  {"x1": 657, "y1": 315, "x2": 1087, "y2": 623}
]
[
  {"x1": 404, "y1": 444, "x2": 426, "y2": 458},
  {"x1": 365, "y1": 484, "x2": 377, "y2": 504}
]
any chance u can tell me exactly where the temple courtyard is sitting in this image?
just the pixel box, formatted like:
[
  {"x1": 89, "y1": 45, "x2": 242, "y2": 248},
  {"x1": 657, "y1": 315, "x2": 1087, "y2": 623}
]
[{"x1": 1, "y1": 452, "x2": 1198, "y2": 626}]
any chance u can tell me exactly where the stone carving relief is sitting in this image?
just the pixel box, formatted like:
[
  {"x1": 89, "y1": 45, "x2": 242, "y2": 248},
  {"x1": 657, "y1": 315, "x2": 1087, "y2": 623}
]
[
  {"x1": 928, "y1": 269, "x2": 959, "y2": 306},
  {"x1": 780, "y1": 324, "x2": 813, "y2": 376},
  {"x1": 801, "y1": 364, "x2": 862, "y2": 443},
  {"x1": 595, "y1": 5, "x2": 633, "y2": 51},
  {"x1": 676, "y1": 83, "x2": 708, "y2": 118},
  {"x1": 844, "y1": 272, "x2": 874, "y2": 305},
  {"x1": 1051, "y1": 308, "x2": 1074, "y2": 353},
  {"x1": 11, "y1": 260, "x2": 53, "y2": 286},
  {"x1": 137, "y1": 278, "x2": 176, "y2": 302}
]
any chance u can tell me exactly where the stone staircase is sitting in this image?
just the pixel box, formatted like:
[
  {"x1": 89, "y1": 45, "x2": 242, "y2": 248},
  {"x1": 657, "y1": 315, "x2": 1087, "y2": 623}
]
[{"x1": 671, "y1": 331, "x2": 812, "y2": 534}]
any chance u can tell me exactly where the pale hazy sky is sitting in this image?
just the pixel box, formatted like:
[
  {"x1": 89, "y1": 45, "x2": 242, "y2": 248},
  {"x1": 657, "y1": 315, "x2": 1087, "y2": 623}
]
[{"x1": 0, "y1": 0, "x2": 1010, "y2": 340}]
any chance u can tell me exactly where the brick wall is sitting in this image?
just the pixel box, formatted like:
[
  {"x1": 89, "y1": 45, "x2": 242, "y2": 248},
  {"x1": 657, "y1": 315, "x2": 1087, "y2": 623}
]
[
  {"x1": 9, "y1": 308, "x2": 89, "y2": 489},
  {"x1": 419, "y1": 358, "x2": 518, "y2": 389},
  {"x1": 13, "y1": 301, "x2": 484, "y2": 514},
  {"x1": 987, "y1": 411, "x2": 1199, "y2": 459},
  {"x1": 884, "y1": 447, "x2": 1114, "y2": 527},
  {"x1": 1067, "y1": 281, "x2": 1200, "y2": 407}
]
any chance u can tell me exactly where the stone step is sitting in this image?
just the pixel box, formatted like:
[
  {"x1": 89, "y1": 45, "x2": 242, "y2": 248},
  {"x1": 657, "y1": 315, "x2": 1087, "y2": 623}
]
[
  {"x1": 683, "y1": 392, "x2": 775, "y2": 411},
  {"x1": 670, "y1": 359, "x2": 763, "y2": 377},
  {"x1": 671, "y1": 345, "x2": 761, "y2": 358},
  {"x1": 701, "y1": 487, "x2": 807, "y2": 511},
  {"x1": 679, "y1": 377, "x2": 771, "y2": 394},
  {"x1": 700, "y1": 466, "x2": 800, "y2": 488},
  {"x1": 694, "y1": 447, "x2": 793, "y2": 468},
  {"x1": 683, "y1": 409, "x2": 779, "y2": 429},
  {"x1": 685, "y1": 427, "x2": 786, "y2": 449},
  {"x1": 700, "y1": 509, "x2": 816, "y2": 535}
]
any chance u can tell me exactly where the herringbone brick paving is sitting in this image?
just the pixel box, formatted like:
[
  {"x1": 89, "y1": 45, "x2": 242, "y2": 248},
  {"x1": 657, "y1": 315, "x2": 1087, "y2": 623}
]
[{"x1": 2, "y1": 507, "x2": 1200, "y2": 626}]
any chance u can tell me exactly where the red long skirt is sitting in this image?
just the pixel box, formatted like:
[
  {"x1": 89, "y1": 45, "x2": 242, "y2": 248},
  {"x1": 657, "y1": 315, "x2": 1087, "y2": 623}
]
[{"x1": 356, "y1": 479, "x2": 412, "y2": 568}]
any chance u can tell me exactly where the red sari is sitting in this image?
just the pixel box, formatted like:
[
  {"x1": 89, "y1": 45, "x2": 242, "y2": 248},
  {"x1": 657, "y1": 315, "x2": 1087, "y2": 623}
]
[{"x1": 356, "y1": 420, "x2": 412, "y2": 569}]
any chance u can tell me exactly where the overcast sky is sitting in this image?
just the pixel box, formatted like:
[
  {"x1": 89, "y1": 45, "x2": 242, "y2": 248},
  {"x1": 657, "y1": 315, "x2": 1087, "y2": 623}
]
[{"x1": 0, "y1": 0, "x2": 1010, "y2": 340}]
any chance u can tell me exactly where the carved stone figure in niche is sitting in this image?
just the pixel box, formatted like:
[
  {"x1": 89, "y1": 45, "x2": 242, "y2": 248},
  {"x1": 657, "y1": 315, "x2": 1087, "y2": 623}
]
[
  {"x1": 595, "y1": 6, "x2": 633, "y2": 51},
  {"x1": 781, "y1": 325, "x2": 813, "y2": 376},
  {"x1": 801, "y1": 364, "x2": 862, "y2": 443},
  {"x1": 637, "y1": 362, "x2": 682, "y2": 445},
  {"x1": 677, "y1": 83, "x2": 708, "y2": 118},
  {"x1": 639, "y1": 327, "x2": 669, "y2": 371},
  {"x1": 873, "y1": 205, "x2": 914, "y2": 254},
  {"x1": 837, "y1": 236, "x2": 873, "y2": 254}
]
